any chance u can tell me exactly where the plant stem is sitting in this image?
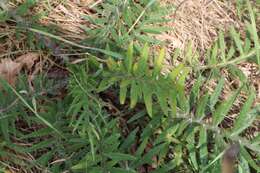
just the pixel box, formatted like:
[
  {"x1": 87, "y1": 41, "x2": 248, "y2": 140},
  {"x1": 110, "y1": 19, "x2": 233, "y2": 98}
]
[{"x1": 199, "y1": 49, "x2": 258, "y2": 70}]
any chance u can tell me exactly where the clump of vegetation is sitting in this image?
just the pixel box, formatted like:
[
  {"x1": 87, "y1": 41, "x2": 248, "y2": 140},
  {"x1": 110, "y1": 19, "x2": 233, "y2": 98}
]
[{"x1": 0, "y1": 0, "x2": 259, "y2": 173}]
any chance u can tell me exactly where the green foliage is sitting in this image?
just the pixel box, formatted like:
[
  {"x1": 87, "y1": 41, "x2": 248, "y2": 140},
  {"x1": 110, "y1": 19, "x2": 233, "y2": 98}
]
[
  {"x1": 97, "y1": 44, "x2": 260, "y2": 172},
  {"x1": 0, "y1": 50, "x2": 259, "y2": 172},
  {"x1": 0, "y1": 0, "x2": 259, "y2": 173},
  {"x1": 183, "y1": 1, "x2": 260, "y2": 74},
  {"x1": 81, "y1": 0, "x2": 170, "y2": 50},
  {"x1": 99, "y1": 43, "x2": 190, "y2": 117}
]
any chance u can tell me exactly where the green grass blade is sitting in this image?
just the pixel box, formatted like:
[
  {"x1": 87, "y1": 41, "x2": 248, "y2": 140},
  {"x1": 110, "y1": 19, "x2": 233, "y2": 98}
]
[{"x1": 0, "y1": 78, "x2": 63, "y2": 137}]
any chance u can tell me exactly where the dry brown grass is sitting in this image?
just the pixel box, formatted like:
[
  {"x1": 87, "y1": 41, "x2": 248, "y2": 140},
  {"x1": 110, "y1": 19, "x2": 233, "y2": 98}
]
[
  {"x1": 3, "y1": 0, "x2": 259, "y2": 101},
  {"x1": 159, "y1": 0, "x2": 242, "y2": 54},
  {"x1": 13, "y1": 0, "x2": 240, "y2": 55},
  {"x1": 37, "y1": 0, "x2": 94, "y2": 40}
]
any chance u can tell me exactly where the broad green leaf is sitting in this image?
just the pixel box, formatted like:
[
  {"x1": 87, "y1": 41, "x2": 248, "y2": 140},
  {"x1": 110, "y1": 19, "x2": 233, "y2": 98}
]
[
  {"x1": 195, "y1": 93, "x2": 209, "y2": 120},
  {"x1": 141, "y1": 143, "x2": 167, "y2": 165},
  {"x1": 210, "y1": 77, "x2": 225, "y2": 110},
  {"x1": 104, "y1": 153, "x2": 137, "y2": 161},
  {"x1": 16, "y1": 0, "x2": 36, "y2": 16},
  {"x1": 141, "y1": 115, "x2": 162, "y2": 140},
  {"x1": 125, "y1": 42, "x2": 134, "y2": 72},
  {"x1": 190, "y1": 75, "x2": 205, "y2": 107},
  {"x1": 97, "y1": 78, "x2": 117, "y2": 92},
  {"x1": 169, "y1": 90, "x2": 177, "y2": 117},
  {"x1": 227, "y1": 46, "x2": 235, "y2": 60},
  {"x1": 123, "y1": 7, "x2": 133, "y2": 27},
  {"x1": 35, "y1": 151, "x2": 53, "y2": 167},
  {"x1": 172, "y1": 48, "x2": 180, "y2": 61},
  {"x1": 213, "y1": 87, "x2": 241, "y2": 126},
  {"x1": 230, "y1": 90, "x2": 256, "y2": 136},
  {"x1": 136, "y1": 43, "x2": 149, "y2": 75},
  {"x1": 169, "y1": 64, "x2": 184, "y2": 81},
  {"x1": 240, "y1": 146, "x2": 260, "y2": 171},
  {"x1": 155, "y1": 124, "x2": 180, "y2": 145},
  {"x1": 252, "y1": 134, "x2": 260, "y2": 145},
  {"x1": 153, "y1": 48, "x2": 165, "y2": 76},
  {"x1": 238, "y1": 156, "x2": 250, "y2": 173},
  {"x1": 246, "y1": 0, "x2": 260, "y2": 66},
  {"x1": 130, "y1": 81, "x2": 140, "y2": 108},
  {"x1": 199, "y1": 127, "x2": 208, "y2": 166},
  {"x1": 230, "y1": 27, "x2": 244, "y2": 55},
  {"x1": 177, "y1": 67, "x2": 190, "y2": 86},
  {"x1": 156, "y1": 86, "x2": 168, "y2": 116},
  {"x1": 244, "y1": 36, "x2": 251, "y2": 53},
  {"x1": 107, "y1": 57, "x2": 117, "y2": 71},
  {"x1": 142, "y1": 83, "x2": 153, "y2": 117},
  {"x1": 176, "y1": 83, "x2": 189, "y2": 112},
  {"x1": 219, "y1": 31, "x2": 226, "y2": 62},
  {"x1": 120, "y1": 80, "x2": 131, "y2": 104},
  {"x1": 176, "y1": 120, "x2": 189, "y2": 137},
  {"x1": 201, "y1": 150, "x2": 225, "y2": 172},
  {"x1": 186, "y1": 128, "x2": 199, "y2": 170},
  {"x1": 136, "y1": 137, "x2": 149, "y2": 156},
  {"x1": 228, "y1": 65, "x2": 247, "y2": 82},
  {"x1": 127, "y1": 109, "x2": 146, "y2": 123},
  {"x1": 121, "y1": 128, "x2": 138, "y2": 150},
  {"x1": 135, "y1": 33, "x2": 161, "y2": 44}
]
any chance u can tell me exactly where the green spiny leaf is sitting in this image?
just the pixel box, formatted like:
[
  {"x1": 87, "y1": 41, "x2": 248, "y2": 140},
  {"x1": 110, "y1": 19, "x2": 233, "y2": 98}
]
[
  {"x1": 142, "y1": 83, "x2": 153, "y2": 117},
  {"x1": 120, "y1": 80, "x2": 130, "y2": 104},
  {"x1": 169, "y1": 64, "x2": 184, "y2": 81},
  {"x1": 213, "y1": 87, "x2": 242, "y2": 126},
  {"x1": 231, "y1": 90, "x2": 256, "y2": 137},
  {"x1": 219, "y1": 31, "x2": 226, "y2": 62},
  {"x1": 130, "y1": 81, "x2": 140, "y2": 108},
  {"x1": 195, "y1": 93, "x2": 209, "y2": 120},
  {"x1": 136, "y1": 43, "x2": 149, "y2": 75},
  {"x1": 246, "y1": 0, "x2": 260, "y2": 66},
  {"x1": 156, "y1": 85, "x2": 168, "y2": 116},
  {"x1": 210, "y1": 77, "x2": 225, "y2": 110},
  {"x1": 199, "y1": 126, "x2": 208, "y2": 166},
  {"x1": 153, "y1": 47, "x2": 165, "y2": 76},
  {"x1": 230, "y1": 27, "x2": 244, "y2": 55},
  {"x1": 240, "y1": 146, "x2": 260, "y2": 171},
  {"x1": 125, "y1": 41, "x2": 134, "y2": 72}
]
